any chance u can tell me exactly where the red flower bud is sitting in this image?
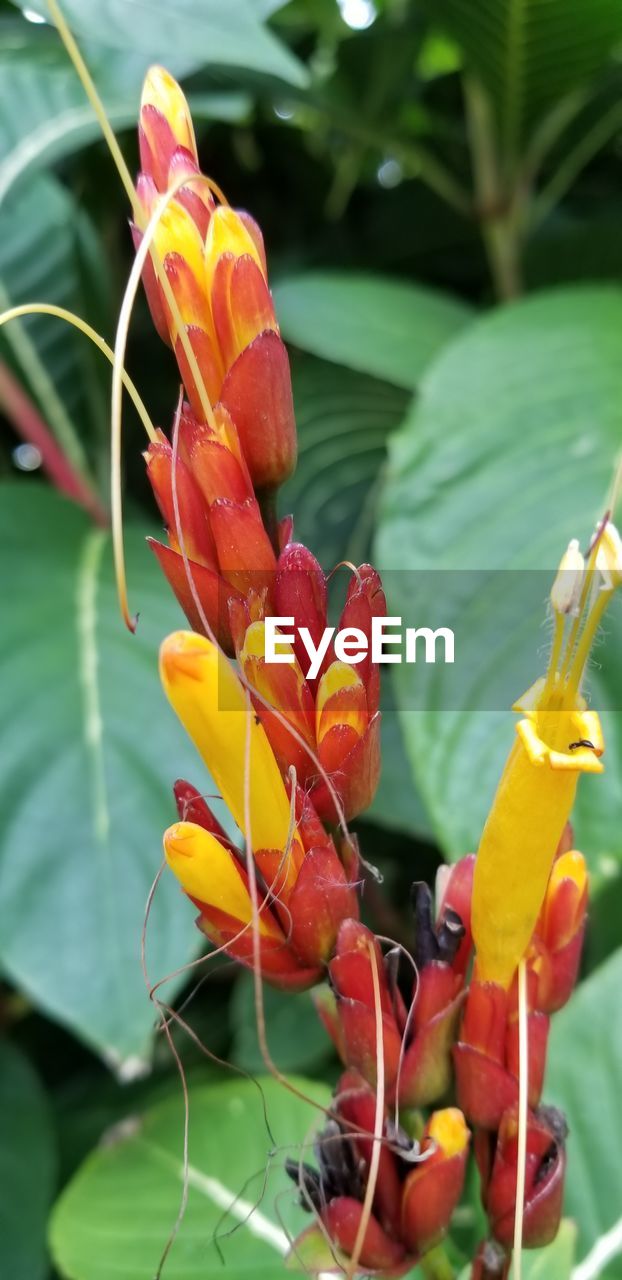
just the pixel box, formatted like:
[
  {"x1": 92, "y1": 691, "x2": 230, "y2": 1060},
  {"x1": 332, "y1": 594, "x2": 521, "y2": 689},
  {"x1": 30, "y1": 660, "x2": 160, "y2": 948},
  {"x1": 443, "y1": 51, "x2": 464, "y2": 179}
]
[
  {"x1": 437, "y1": 854, "x2": 476, "y2": 978},
  {"x1": 534, "y1": 850, "x2": 588, "y2": 1012},
  {"x1": 478, "y1": 1105, "x2": 567, "y2": 1248},
  {"x1": 401, "y1": 1108, "x2": 470, "y2": 1255},
  {"x1": 454, "y1": 977, "x2": 549, "y2": 1129}
]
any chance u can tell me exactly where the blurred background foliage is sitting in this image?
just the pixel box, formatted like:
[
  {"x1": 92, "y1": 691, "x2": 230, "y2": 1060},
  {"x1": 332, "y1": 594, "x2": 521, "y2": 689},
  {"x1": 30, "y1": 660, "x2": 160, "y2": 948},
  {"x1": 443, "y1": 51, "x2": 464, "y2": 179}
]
[{"x1": 1, "y1": 0, "x2": 622, "y2": 1276}]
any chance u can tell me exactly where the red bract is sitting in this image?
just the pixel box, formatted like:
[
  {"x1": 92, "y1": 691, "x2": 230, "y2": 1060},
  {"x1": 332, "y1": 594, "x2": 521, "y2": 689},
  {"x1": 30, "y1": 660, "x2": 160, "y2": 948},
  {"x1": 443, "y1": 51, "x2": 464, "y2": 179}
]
[
  {"x1": 135, "y1": 69, "x2": 296, "y2": 492},
  {"x1": 454, "y1": 970, "x2": 549, "y2": 1130},
  {"x1": 316, "y1": 873, "x2": 470, "y2": 1108},
  {"x1": 145, "y1": 403, "x2": 276, "y2": 652},
  {"x1": 532, "y1": 849, "x2": 588, "y2": 1013},
  {"x1": 236, "y1": 558, "x2": 386, "y2": 820},
  {"x1": 475, "y1": 1105, "x2": 567, "y2": 1248},
  {"x1": 287, "y1": 1071, "x2": 469, "y2": 1275},
  {"x1": 169, "y1": 778, "x2": 359, "y2": 986}
]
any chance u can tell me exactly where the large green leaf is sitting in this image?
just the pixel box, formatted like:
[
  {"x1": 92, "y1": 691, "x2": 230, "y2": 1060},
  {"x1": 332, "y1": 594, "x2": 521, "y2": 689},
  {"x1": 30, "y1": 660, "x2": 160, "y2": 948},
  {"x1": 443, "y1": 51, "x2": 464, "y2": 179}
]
[
  {"x1": 0, "y1": 20, "x2": 250, "y2": 204},
  {"x1": 0, "y1": 483, "x2": 231, "y2": 1065},
  {"x1": 50, "y1": 1075, "x2": 330, "y2": 1280},
  {"x1": 12, "y1": 0, "x2": 307, "y2": 90},
  {"x1": 375, "y1": 286, "x2": 622, "y2": 866},
  {"x1": 426, "y1": 0, "x2": 622, "y2": 151},
  {"x1": 547, "y1": 949, "x2": 622, "y2": 1271},
  {"x1": 283, "y1": 354, "x2": 430, "y2": 837},
  {"x1": 274, "y1": 272, "x2": 472, "y2": 391},
  {"x1": 284, "y1": 353, "x2": 411, "y2": 569},
  {"x1": 0, "y1": 1038, "x2": 57, "y2": 1280}
]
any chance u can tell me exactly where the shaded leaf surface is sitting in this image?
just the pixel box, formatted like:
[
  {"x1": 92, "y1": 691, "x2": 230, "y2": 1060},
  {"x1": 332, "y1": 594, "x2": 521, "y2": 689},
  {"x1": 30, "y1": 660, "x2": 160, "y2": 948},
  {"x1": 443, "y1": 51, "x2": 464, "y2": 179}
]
[
  {"x1": 375, "y1": 286, "x2": 622, "y2": 866},
  {"x1": 274, "y1": 271, "x2": 472, "y2": 391},
  {"x1": 0, "y1": 1038, "x2": 57, "y2": 1280},
  {"x1": 547, "y1": 949, "x2": 622, "y2": 1265},
  {"x1": 50, "y1": 1075, "x2": 329, "y2": 1280},
  {"x1": 0, "y1": 484, "x2": 228, "y2": 1063}
]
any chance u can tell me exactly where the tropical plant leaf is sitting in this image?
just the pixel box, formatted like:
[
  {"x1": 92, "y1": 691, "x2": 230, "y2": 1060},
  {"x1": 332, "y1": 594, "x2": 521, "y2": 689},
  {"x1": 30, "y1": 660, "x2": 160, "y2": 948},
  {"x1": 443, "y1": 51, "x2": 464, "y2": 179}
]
[
  {"x1": 49, "y1": 1075, "x2": 330, "y2": 1280},
  {"x1": 0, "y1": 19, "x2": 250, "y2": 204},
  {"x1": 284, "y1": 352, "x2": 411, "y2": 569},
  {"x1": 284, "y1": 352, "x2": 433, "y2": 838},
  {"x1": 425, "y1": 0, "x2": 622, "y2": 150},
  {"x1": 375, "y1": 286, "x2": 622, "y2": 867},
  {"x1": 0, "y1": 483, "x2": 232, "y2": 1066},
  {"x1": 0, "y1": 172, "x2": 109, "y2": 446},
  {"x1": 0, "y1": 1038, "x2": 57, "y2": 1280},
  {"x1": 547, "y1": 949, "x2": 622, "y2": 1271},
  {"x1": 274, "y1": 271, "x2": 472, "y2": 391},
  {"x1": 13, "y1": 0, "x2": 307, "y2": 89}
]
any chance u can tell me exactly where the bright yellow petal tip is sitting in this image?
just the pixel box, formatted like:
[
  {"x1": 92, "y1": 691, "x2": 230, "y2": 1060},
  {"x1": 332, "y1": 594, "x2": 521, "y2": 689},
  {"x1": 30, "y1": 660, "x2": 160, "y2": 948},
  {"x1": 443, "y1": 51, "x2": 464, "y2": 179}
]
[
  {"x1": 141, "y1": 65, "x2": 197, "y2": 160},
  {"x1": 164, "y1": 820, "x2": 252, "y2": 922},
  {"x1": 427, "y1": 1108, "x2": 469, "y2": 1158}
]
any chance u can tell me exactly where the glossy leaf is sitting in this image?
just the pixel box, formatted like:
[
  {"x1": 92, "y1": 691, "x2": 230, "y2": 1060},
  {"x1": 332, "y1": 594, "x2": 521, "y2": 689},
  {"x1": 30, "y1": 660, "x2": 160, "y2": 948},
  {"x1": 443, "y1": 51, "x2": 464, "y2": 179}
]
[
  {"x1": 375, "y1": 286, "x2": 622, "y2": 865},
  {"x1": 0, "y1": 1039, "x2": 57, "y2": 1280},
  {"x1": 274, "y1": 271, "x2": 472, "y2": 391},
  {"x1": 0, "y1": 20, "x2": 249, "y2": 204},
  {"x1": 50, "y1": 1075, "x2": 330, "y2": 1280},
  {"x1": 0, "y1": 483, "x2": 232, "y2": 1066},
  {"x1": 12, "y1": 0, "x2": 307, "y2": 89},
  {"x1": 547, "y1": 949, "x2": 622, "y2": 1269}
]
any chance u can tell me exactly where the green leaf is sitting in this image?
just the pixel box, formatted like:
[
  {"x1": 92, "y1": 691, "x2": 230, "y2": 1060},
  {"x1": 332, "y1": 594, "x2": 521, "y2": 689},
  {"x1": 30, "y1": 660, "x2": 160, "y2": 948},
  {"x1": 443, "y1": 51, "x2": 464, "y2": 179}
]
[
  {"x1": 375, "y1": 286, "x2": 622, "y2": 865},
  {"x1": 283, "y1": 353, "x2": 432, "y2": 839},
  {"x1": 426, "y1": 0, "x2": 622, "y2": 150},
  {"x1": 15, "y1": 0, "x2": 308, "y2": 88},
  {"x1": 0, "y1": 483, "x2": 231, "y2": 1065},
  {"x1": 0, "y1": 21, "x2": 250, "y2": 204},
  {"x1": 547, "y1": 950, "x2": 622, "y2": 1269},
  {"x1": 0, "y1": 1038, "x2": 57, "y2": 1280},
  {"x1": 284, "y1": 352, "x2": 411, "y2": 568},
  {"x1": 274, "y1": 271, "x2": 472, "y2": 391},
  {"x1": 231, "y1": 975, "x2": 334, "y2": 1076},
  {"x1": 50, "y1": 1075, "x2": 330, "y2": 1280},
  {"x1": 0, "y1": 173, "x2": 108, "y2": 452}
]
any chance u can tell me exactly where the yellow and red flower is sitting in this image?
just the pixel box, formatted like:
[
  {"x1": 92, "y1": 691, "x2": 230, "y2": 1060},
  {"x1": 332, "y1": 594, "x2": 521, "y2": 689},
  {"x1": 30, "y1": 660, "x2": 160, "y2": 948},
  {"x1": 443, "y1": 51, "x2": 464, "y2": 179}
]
[
  {"x1": 475, "y1": 1104, "x2": 566, "y2": 1248},
  {"x1": 316, "y1": 865, "x2": 473, "y2": 1109},
  {"x1": 160, "y1": 631, "x2": 358, "y2": 987},
  {"x1": 135, "y1": 66, "x2": 296, "y2": 492},
  {"x1": 234, "y1": 555, "x2": 386, "y2": 820},
  {"x1": 287, "y1": 1070, "x2": 469, "y2": 1274}
]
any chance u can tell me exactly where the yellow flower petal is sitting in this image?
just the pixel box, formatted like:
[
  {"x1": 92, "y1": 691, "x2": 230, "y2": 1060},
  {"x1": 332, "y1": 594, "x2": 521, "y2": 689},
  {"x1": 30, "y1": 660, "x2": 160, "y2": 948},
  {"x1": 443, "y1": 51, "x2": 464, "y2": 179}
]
[
  {"x1": 164, "y1": 820, "x2": 251, "y2": 920},
  {"x1": 160, "y1": 631, "x2": 294, "y2": 855},
  {"x1": 141, "y1": 65, "x2": 197, "y2": 160},
  {"x1": 205, "y1": 206, "x2": 265, "y2": 293},
  {"x1": 472, "y1": 697, "x2": 603, "y2": 988}
]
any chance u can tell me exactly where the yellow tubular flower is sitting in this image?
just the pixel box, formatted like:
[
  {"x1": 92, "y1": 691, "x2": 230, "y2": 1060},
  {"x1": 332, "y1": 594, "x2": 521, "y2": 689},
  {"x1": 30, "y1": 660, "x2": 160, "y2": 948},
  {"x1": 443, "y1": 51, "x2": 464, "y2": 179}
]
[
  {"x1": 160, "y1": 631, "x2": 294, "y2": 854},
  {"x1": 164, "y1": 821, "x2": 281, "y2": 938},
  {"x1": 472, "y1": 524, "x2": 619, "y2": 989}
]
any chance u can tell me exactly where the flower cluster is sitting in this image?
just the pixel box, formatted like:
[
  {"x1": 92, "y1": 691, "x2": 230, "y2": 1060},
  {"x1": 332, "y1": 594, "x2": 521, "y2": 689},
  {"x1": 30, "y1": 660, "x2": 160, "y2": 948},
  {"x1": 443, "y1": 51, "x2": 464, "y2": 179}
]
[{"x1": 135, "y1": 68, "x2": 620, "y2": 1278}]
